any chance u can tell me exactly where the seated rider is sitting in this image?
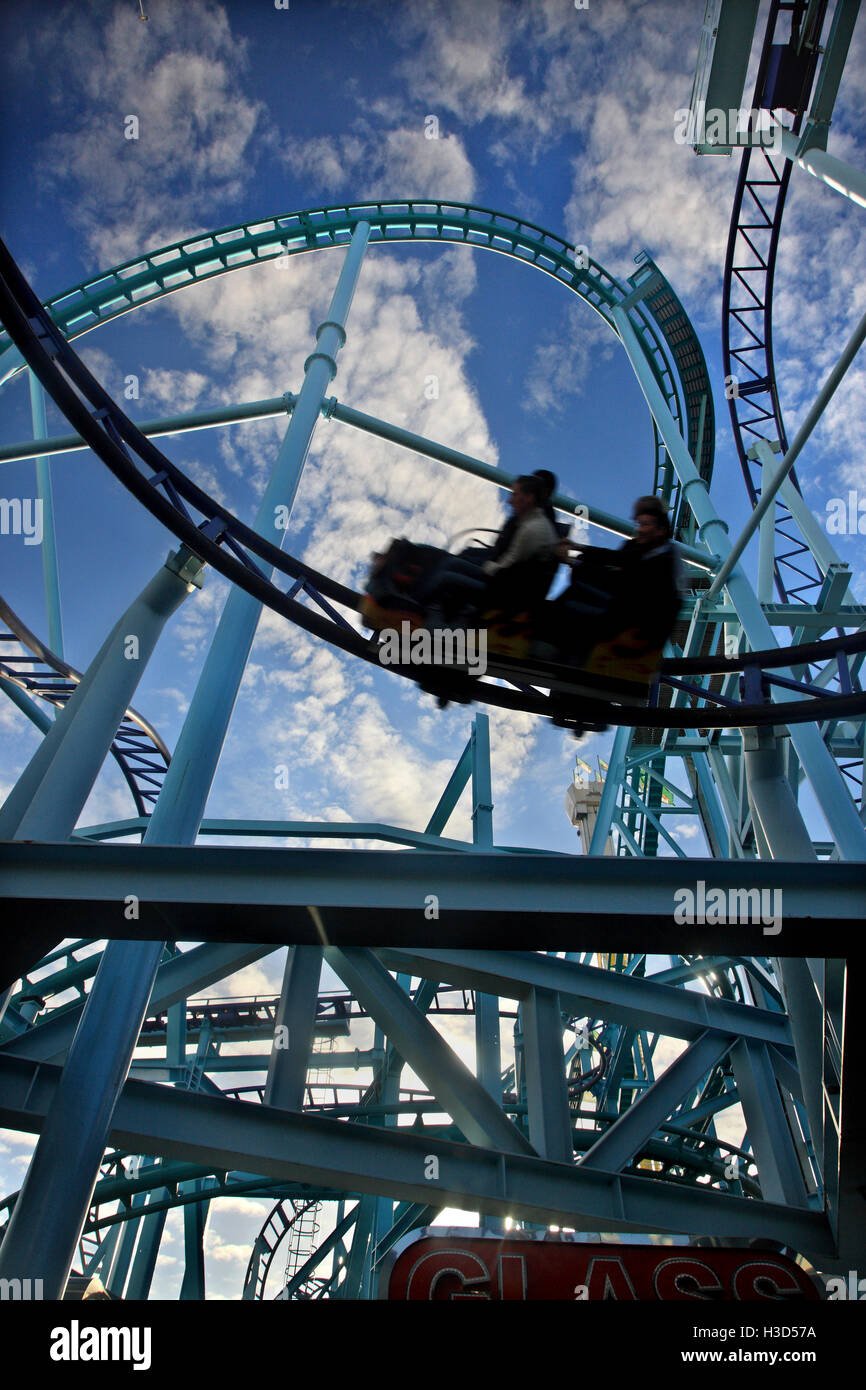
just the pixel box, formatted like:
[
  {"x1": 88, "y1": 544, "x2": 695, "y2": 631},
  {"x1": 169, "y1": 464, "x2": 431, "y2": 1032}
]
[
  {"x1": 422, "y1": 474, "x2": 560, "y2": 620},
  {"x1": 457, "y1": 469, "x2": 559, "y2": 566},
  {"x1": 547, "y1": 494, "x2": 682, "y2": 662}
]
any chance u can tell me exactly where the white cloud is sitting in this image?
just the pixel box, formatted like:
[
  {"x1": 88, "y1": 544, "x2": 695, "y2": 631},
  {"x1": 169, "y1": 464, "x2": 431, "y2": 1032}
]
[
  {"x1": 24, "y1": 0, "x2": 264, "y2": 267},
  {"x1": 394, "y1": 0, "x2": 544, "y2": 132},
  {"x1": 142, "y1": 368, "x2": 211, "y2": 414},
  {"x1": 281, "y1": 125, "x2": 477, "y2": 204}
]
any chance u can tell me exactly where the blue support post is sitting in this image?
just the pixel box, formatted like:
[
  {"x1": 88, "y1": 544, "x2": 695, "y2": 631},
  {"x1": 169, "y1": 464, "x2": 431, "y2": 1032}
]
[
  {"x1": 338, "y1": 1196, "x2": 376, "y2": 1301},
  {"x1": 0, "y1": 549, "x2": 203, "y2": 842},
  {"x1": 166, "y1": 997, "x2": 187, "y2": 1085},
  {"x1": 0, "y1": 225, "x2": 372, "y2": 1300},
  {"x1": 690, "y1": 752, "x2": 731, "y2": 859},
  {"x1": 470, "y1": 708, "x2": 504, "y2": 1220},
  {"x1": 125, "y1": 1177, "x2": 170, "y2": 1300},
  {"x1": 773, "y1": 958, "x2": 827, "y2": 1190},
  {"x1": 470, "y1": 713, "x2": 494, "y2": 848},
  {"x1": 28, "y1": 370, "x2": 64, "y2": 658},
  {"x1": 588, "y1": 725, "x2": 630, "y2": 856},
  {"x1": 743, "y1": 731, "x2": 818, "y2": 861},
  {"x1": 179, "y1": 1179, "x2": 208, "y2": 1300},
  {"x1": 105, "y1": 1185, "x2": 147, "y2": 1298},
  {"x1": 521, "y1": 986, "x2": 574, "y2": 1163},
  {"x1": 730, "y1": 1039, "x2": 811, "y2": 1208},
  {"x1": 264, "y1": 947, "x2": 323, "y2": 1110}
]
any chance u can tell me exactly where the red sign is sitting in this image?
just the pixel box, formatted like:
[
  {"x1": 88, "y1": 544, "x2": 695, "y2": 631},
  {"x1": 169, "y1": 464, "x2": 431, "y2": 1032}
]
[{"x1": 383, "y1": 1232, "x2": 820, "y2": 1300}]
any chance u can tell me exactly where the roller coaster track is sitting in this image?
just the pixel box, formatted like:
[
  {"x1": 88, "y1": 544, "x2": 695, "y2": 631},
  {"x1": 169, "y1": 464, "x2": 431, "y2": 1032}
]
[
  {"x1": 0, "y1": 594, "x2": 171, "y2": 817},
  {"x1": 1, "y1": 231, "x2": 864, "y2": 731},
  {"x1": 722, "y1": 0, "x2": 830, "y2": 605}
]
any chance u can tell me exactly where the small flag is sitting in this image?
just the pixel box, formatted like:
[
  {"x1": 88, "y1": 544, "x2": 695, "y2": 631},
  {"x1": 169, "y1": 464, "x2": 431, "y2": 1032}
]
[
  {"x1": 575, "y1": 756, "x2": 594, "y2": 778},
  {"x1": 598, "y1": 758, "x2": 609, "y2": 776}
]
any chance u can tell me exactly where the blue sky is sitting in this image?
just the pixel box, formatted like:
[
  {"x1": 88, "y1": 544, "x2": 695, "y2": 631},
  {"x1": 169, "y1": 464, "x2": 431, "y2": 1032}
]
[
  {"x1": 1, "y1": 0, "x2": 864, "y2": 858},
  {"x1": 0, "y1": 0, "x2": 864, "y2": 1297}
]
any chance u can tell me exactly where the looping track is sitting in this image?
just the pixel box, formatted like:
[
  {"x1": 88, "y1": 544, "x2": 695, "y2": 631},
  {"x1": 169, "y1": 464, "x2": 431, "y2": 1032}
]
[
  {"x1": 0, "y1": 595, "x2": 170, "y2": 816},
  {"x1": 1, "y1": 230, "x2": 863, "y2": 731}
]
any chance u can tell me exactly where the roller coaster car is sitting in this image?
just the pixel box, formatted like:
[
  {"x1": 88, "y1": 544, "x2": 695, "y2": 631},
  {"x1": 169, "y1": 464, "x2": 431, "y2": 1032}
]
[
  {"x1": 360, "y1": 539, "x2": 662, "y2": 716},
  {"x1": 480, "y1": 614, "x2": 658, "y2": 734},
  {"x1": 360, "y1": 537, "x2": 434, "y2": 633}
]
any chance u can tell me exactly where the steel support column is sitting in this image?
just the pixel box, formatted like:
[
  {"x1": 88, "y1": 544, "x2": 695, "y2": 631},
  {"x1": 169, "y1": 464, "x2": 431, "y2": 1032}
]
[
  {"x1": 264, "y1": 947, "x2": 323, "y2": 1110},
  {"x1": 0, "y1": 226, "x2": 372, "y2": 1298},
  {"x1": 27, "y1": 370, "x2": 63, "y2": 657},
  {"x1": 521, "y1": 986, "x2": 574, "y2": 1163},
  {"x1": 588, "y1": 725, "x2": 630, "y2": 856},
  {"x1": 324, "y1": 947, "x2": 535, "y2": 1155},
  {"x1": 730, "y1": 1038, "x2": 810, "y2": 1208},
  {"x1": 179, "y1": 1179, "x2": 208, "y2": 1301},
  {"x1": 0, "y1": 548, "x2": 201, "y2": 842},
  {"x1": 773, "y1": 957, "x2": 826, "y2": 1189},
  {"x1": 613, "y1": 302, "x2": 866, "y2": 860},
  {"x1": 743, "y1": 730, "x2": 818, "y2": 862}
]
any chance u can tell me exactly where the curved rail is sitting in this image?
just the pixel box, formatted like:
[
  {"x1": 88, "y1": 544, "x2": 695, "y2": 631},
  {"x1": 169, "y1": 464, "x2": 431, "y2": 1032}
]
[
  {"x1": 0, "y1": 594, "x2": 170, "y2": 817},
  {"x1": 0, "y1": 200, "x2": 706, "y2": 504},
  {"x1": 1, "y1": 233, "x2": 863, "y2": 730}
]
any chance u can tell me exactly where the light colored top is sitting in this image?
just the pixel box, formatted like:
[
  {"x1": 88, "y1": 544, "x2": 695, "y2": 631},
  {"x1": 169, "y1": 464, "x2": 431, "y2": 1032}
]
[{"x1": 482, "y1": 509, "x2": 559, "y2": 577}]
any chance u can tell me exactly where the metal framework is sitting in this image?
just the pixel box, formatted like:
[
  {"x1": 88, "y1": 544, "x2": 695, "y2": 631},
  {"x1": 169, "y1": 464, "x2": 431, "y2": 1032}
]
[{"x1": 0, "y1": 0, "x2": 864, "y2": 1302}]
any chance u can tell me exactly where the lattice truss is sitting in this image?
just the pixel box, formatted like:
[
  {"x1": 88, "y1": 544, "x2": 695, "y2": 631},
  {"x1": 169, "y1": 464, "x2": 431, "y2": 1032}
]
[{"x1": 0, "y1": 944, "x2": 843, "y2": 1299}]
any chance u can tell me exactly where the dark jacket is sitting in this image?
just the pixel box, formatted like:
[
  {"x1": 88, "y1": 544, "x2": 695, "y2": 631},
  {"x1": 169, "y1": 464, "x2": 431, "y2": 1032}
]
[{"x1": 567, "y1": 538, "x2": 682, "y2": 647}]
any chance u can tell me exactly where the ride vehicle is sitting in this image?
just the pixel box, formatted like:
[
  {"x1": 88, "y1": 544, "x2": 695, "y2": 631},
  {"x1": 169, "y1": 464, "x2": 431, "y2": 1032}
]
[{"x1": 360, "y1": 534, "x2": 671, "y2": 715}]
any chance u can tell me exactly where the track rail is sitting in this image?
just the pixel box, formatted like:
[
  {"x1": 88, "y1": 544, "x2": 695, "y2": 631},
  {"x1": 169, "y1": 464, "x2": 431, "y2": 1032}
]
[
  {"x1": 1, "y1": 232, "x2": 863, "y2": 730},
  {"x1": 722, "y1": 0, "x2": 829, "y2": 605},
  {"x1": 0, "y1": 594, "x2": 170, "y2": 816}
]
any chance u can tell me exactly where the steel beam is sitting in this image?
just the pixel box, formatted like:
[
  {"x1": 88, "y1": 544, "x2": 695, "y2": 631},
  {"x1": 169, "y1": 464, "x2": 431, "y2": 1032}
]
[
  {"x1": 3, "y1": 942, "x2": 274, "y2": 1063},
  {"x1": 521, "y1": 987, "x2": 573, "y2": 1162},
  {"x1": 324, "y1": 947, "x2": 534, "y2": 1155},
  {"x1": 730, "y1": 1039, "x2": 811, "y2": 1208},
  {"x1": 580, "y1": 1031, "x2": 734, "y2": 1174},
  {"x1": 374, "y1": 950, "x2": 795, "y2": 1050},
  {"x1": 3, "y1": 845, "x2": 861, "y2": 943},
  {"x1": 0, "y1": 1052, "x2": 835, "y2": 1255},
  {"x1": 264, "y1": 947, "x2": 322, "y2": 1110}
]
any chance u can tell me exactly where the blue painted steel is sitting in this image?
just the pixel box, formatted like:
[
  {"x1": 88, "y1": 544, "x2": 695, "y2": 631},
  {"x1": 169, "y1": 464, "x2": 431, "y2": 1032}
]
[
  {"x1": 612, "y1": 302, "x2": 866, "y2": 861},
  {"x1": 730, "y1": 1038, "x2": 811, "y2": 1207},
  {"x1": 581, "y1": 1031, "x2": 733, "y2": 1174},
  {"x1": 0, "y1": 231, "x2": 372, "y2": 1296},
  {"x1": 521, "y1": 987, "x2": 573, "y2": 1163},
  {"x1": 706, "y1": 300, "x2": 866, "y2": 603},
  {"x1": 470, "y1": 714, "x2": 494, "y2": 848},
  {"x1": 324, "y1": 947, "x2": 535, "y2": 1154},
  {"x1": 27, "y1": 371, "x2": 64, "y2": 657},
  {"x1": 264, "y1": 948, "x2": 323, "y2": 1110},
  {"x1": 588, "y1": 724, "x2": 630, "y2": 856},
  {"x1": 0, "y1": 553, "x2": 197, "y2": 842}
]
